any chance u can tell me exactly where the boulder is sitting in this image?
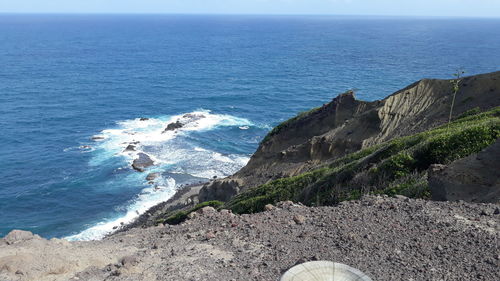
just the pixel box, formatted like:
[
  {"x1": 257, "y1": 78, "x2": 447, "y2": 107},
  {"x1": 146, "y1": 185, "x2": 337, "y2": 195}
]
[
  {"x1": 120, "y1": 255, "x2": 139, "y2": 268},
  {"x1": 264, "y1": 204, "x2": 275, "y2": 211},
  {"x1": 198, "y1": 206, "x2": 216, "y2": 215},
  {"x1": 428, "y1": 140, "x2": 500, "y2": 203},
  {"x1": 132, "y1": 153, "x2": 154, "y2": 172},
  {"x1": 139, "y1": 118, "x2": 149, "y2": 121},
  {"x1": 199, "y1": 179, "x2": 241, "y2": 202},
  {"x1": 3, "y1": 230, "x2": 42, "y2": 245},
  {"x1": 293, "y1": 215, "x2": 306, "y2": 225}
]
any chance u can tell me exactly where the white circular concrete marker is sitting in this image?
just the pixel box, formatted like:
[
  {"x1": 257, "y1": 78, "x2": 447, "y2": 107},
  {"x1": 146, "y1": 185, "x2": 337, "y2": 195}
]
[{"x1": 280, "y1": 261, "x2": 373, "y2": 281}]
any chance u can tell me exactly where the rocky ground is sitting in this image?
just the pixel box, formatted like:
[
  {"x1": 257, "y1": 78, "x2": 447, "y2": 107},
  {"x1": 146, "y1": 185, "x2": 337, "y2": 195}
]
[{"x1": 1, "y1": 196, "x2": 499, "y2": 281}]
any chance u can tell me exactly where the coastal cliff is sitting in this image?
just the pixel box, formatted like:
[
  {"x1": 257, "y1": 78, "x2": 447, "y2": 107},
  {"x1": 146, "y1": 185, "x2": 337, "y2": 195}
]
[
  {"x1": 1, "y1": 71, "x2": 499, "y2": 281},
  {"x1": 200, "y1": 71, "x2": 500, "y2": 202}
]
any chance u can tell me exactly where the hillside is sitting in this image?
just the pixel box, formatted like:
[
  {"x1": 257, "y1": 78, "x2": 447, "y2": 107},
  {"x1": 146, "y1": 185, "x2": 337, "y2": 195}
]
[{"x1": 200, "y1": 71, "x2": 500, "y2": 202}]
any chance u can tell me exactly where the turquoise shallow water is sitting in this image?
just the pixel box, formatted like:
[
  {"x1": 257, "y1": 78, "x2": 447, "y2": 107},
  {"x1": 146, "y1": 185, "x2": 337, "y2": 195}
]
[{"x1": 0, "y1": 14, "x2": 499, "y2": 239}]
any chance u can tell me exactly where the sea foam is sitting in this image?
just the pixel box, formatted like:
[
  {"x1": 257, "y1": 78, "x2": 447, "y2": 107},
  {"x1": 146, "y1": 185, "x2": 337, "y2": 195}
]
[{"x1": 66, "y1": 110, "x2": 253, "y2": 241}]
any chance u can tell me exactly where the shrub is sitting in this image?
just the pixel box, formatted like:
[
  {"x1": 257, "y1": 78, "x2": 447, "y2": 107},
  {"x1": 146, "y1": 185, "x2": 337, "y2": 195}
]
[
  {"x1": 414, "y1": 122, "x2": 499, "y2": 168},
  {"x1": 375, "y1": 172, "x2": 430, "y2": 199},
  {"x1": 164, "y1": 200, "x2": 224, "y2": 225},
  {"x1": 456, "y1": 107, "x2": 481, "y2": 120},
  {"x1": 377, "y1": 152, "x2": 416, "y2": 179}
]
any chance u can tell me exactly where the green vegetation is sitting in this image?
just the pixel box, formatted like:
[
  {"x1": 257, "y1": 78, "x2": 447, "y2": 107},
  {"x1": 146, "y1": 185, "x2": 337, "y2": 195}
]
[
  {"x1": 227, "y1": 106, "x2": 499, "y2": 214},
  {"x1": 456, "y1": 107, "x2": 480, "y2": 120},
  {"x1": 156, "y1": 200, "x2": 224, "y2": 225}
]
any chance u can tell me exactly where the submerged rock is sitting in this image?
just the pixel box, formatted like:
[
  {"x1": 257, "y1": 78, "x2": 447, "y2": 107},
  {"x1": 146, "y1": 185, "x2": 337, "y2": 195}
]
[
  {"x1": 146, "y1": 172, "x2": 160, "y2": 181},
  {"x1": 139, "y1": 118, "x2": 149, "y2": 121},
  {"x1": 132, "y1": 153, "x2": 154, "y2": 172}
]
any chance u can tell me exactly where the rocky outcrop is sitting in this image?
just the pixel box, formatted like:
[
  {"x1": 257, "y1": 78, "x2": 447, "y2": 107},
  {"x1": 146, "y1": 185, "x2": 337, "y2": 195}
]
[
  {"x1": 162, "y1": 113, "x2": 207, "y2": 133},
  {"x1": 429, "y1": 140, "x2": 500, "y2": 203},
  {"x1": 132, "y1": 153, "x2": 154, "y2": 172},
  {"x1": 163, "y1": 120, "x2": 183, "y2": 132},
  {"x1": 201, "y1": 71, "x2": 500, "y2": 201},
  {"x1": 3, "y1": 230, "x2": 42, "y2": 245},
  {"x1": 199, "y1": 179, "x2": 242, "y2": 202}
]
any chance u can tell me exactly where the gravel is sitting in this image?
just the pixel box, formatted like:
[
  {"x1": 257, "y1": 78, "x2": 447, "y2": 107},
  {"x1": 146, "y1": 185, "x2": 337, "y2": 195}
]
[{"x1": 1, "y1": 196, "x2": 498, "y2": 281}]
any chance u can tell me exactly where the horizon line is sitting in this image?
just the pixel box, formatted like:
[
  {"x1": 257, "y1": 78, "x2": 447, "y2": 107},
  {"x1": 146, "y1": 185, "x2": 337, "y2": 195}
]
[{"x1": 0, "y1": 12, "x2": 499, "y2": 20}]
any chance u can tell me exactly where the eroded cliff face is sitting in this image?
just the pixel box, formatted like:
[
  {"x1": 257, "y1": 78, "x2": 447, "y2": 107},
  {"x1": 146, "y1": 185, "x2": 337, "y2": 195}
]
[{"x1": 200, "y1": 71, "x2": 500, "y2": 202}]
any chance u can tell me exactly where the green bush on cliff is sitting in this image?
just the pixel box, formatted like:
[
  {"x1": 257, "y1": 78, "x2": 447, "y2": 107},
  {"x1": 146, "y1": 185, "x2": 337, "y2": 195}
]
[
  {"x1": 162, "y1": 200, "x2": 224, "y2": 225},
  {"x1": 456, "y1": 107, "x2": 481, "y2": 120},
  {"x1": 227, "y1": 106, "x2": 499, "y2": 214}
]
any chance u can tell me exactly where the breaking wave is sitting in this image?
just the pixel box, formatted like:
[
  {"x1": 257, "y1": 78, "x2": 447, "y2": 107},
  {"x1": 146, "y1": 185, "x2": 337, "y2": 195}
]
[{"x1": 66, "y1": 110, "x2": 255, "y2": 241}]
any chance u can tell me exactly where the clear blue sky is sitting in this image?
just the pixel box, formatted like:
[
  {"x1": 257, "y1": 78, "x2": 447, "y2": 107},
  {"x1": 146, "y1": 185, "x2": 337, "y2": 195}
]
[{"x1": 0, "y1": 0, "x2": 499, "y2": 18}]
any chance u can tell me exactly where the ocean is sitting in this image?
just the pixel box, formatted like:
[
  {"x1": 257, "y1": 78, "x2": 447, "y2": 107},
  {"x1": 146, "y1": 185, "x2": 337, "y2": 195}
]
[{"x1": 0, "y1": 14, "x2": 499, "y2": 240}]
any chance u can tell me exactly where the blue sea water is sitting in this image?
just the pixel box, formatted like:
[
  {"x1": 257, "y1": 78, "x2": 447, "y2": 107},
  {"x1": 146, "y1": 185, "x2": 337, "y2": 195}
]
[{"x1": 1, "y1": 15, "x2": 499, "y2": 240}]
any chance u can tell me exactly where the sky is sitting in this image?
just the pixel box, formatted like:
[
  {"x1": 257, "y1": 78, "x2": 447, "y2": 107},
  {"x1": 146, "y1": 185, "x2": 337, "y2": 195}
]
[{"x1": 0, "y1": 0, "x2": 499, "y2": 18}]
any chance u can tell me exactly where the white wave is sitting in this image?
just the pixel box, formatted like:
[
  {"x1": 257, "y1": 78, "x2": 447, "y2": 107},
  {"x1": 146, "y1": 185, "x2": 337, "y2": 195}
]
[
  {"x1": 66, "y1": 177, "x2": 177, "y2": 241},
  {"x1": 89, "y1": 110, "x2": 253, "y2": 165},
  {"x1": 69, "y1": 110, "x2": 253, "y2": 241}
]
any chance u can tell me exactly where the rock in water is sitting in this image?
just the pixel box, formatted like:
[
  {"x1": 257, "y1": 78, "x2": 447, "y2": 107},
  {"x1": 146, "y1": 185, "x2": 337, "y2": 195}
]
[
  {"x1": 3, "y1": 230, "x2": 42, "y2": 245},
  {"x1": 183, "y1": 113, "x2": 205, "y2": 121},
  {"x1": 123, "y1": 144, "x2": 136, "y2": 152},
  {"x1": 132, "y1": 153, "x2": 154, "y2": 172},
  {"x1": 139, "y1": 117, "x2": 149, "y2": 121},
  {"x1": 146, "y1": 172, "x2": 160, "y2": 181},
  {"x1": 163, "y1": 120, "x2": 183, "y2": 133}
]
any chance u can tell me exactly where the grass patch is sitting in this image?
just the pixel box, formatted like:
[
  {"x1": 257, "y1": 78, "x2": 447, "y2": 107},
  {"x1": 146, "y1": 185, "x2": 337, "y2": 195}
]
[
  {"x1": 162, "y1": 200, "x2": 224, "y2": 225},
  {"x1": 456, "y1": 107, "x2": 481, "y2": 120}
]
